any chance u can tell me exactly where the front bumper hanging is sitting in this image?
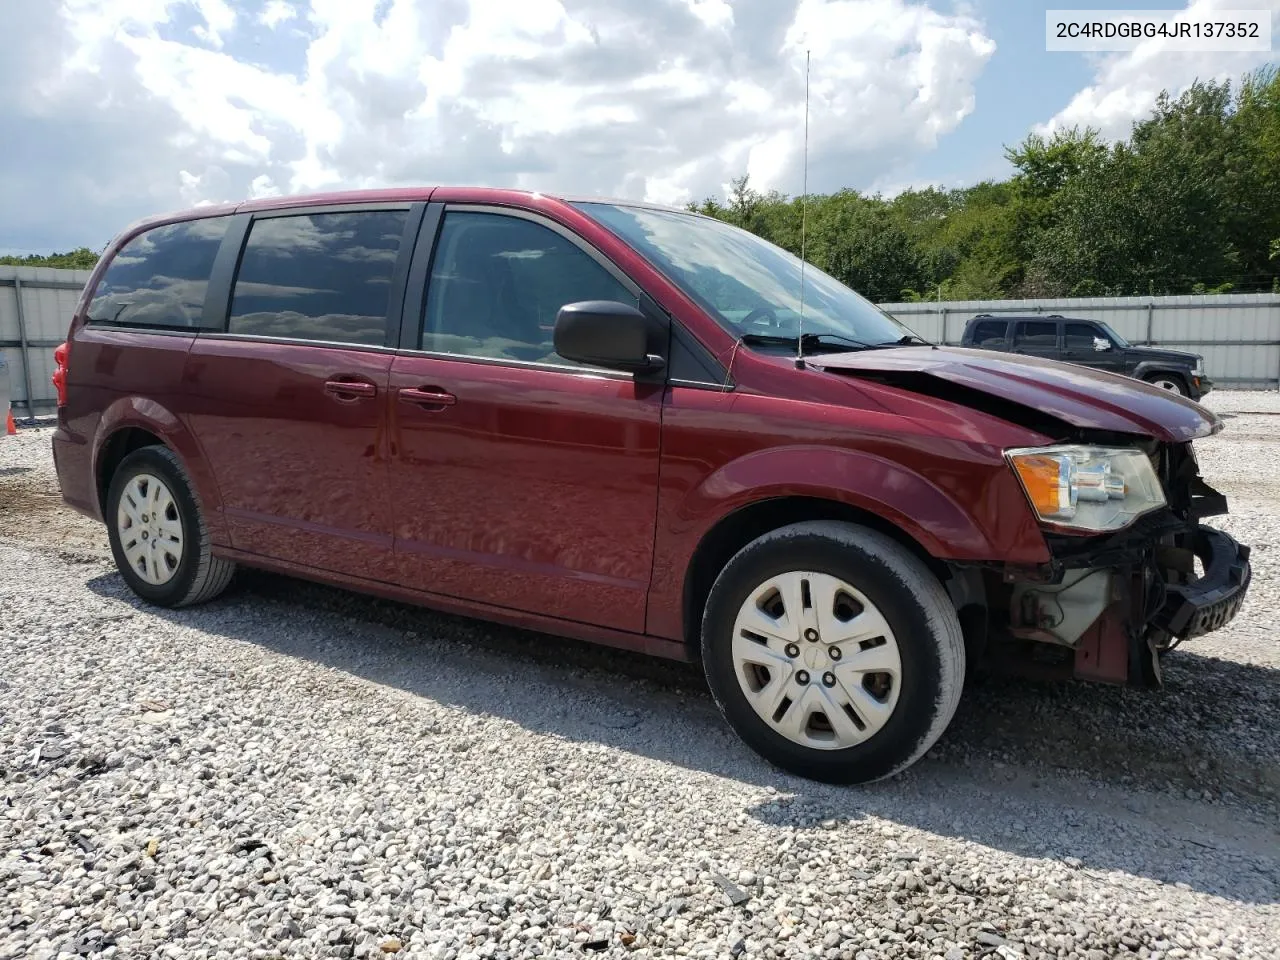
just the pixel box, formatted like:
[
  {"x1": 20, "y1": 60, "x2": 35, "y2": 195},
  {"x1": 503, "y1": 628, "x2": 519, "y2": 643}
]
[
  {"x1": 992, "y1": 520, "x2": 1251, "y2": 688},
  {"x1": 1150, "y1": 527, "x2": 1251, "y2": 641},
  {"x1": 983, "y1": 446, "x2": 1251, "y2": 687}
]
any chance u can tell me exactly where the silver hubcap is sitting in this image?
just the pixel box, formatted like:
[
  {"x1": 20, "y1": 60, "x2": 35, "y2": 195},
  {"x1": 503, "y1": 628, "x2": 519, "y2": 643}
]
[
  {"x1": 1152, "y1": 379, "x2": 1181, "y2": 393},
  {"x1": 117, "y1": 473, "x2": 184, "y2": 586},
  {"x1": 732, "y1": 571, "x2": 902, "y2": 750}
]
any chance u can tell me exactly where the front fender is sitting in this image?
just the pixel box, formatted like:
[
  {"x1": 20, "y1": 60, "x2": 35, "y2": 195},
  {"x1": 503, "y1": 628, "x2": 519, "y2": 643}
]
[
  {"x1": 681, "y1": 444, "x2": 1047, "y2": 564},
  {"x1": 644, "y1": 441, "x2": 1050, "y2": 643},
  {"x1": 1130, "y1": 360, "x2": 1190, "y2": 383},
  {"x1": 94, "y1": 397, "x2": 226, "y2": 544}
]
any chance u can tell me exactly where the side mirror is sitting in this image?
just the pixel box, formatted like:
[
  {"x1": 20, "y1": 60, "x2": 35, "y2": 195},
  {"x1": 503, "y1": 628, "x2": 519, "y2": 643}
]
[
  {"x1": 554, "y1": 301, "x2": 665, "y2": 373},
  {"x1": 1093, "y1": 337, "x2": 1111, "y2": 352}
]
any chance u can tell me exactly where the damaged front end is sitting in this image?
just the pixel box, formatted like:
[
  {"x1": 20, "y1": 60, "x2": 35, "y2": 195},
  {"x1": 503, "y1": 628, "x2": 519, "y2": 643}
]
[
  {"x1": 978, "y1": 441, "x2": 1251, "y2": 687},
  {"x1": 809, "y1": 347, "x2": 1250, "y2": 688}
]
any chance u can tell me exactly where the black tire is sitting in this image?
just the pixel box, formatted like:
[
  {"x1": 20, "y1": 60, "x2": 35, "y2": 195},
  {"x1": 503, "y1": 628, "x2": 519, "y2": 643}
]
[
  {"x1": 1143, "y1": 372, "x2": 1188, "y2": 396},
  {"x1": 105, "y1": 445, "x2": 235, "y2": 607},
  {"x1": 701, "y1": 520, "x2": 964, "y2": 784}
]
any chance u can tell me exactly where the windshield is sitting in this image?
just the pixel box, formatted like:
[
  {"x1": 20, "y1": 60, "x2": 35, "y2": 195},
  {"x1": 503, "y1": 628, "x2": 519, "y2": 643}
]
[
  {"x1": 1097, "y1": 321, "x2": 1130, "y2": 348},
  {"x1": 574, "y1": 202, "x2": 918, "y2": 349}
]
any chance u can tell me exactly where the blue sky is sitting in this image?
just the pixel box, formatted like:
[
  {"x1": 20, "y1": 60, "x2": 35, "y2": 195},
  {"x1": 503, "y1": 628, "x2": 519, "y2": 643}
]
[
  {"x1": 904, "y1": 0, "x2": 1271, "y2": 189},
  {"x1": 908, "y1": 0, "x2": 1102, "y2": 188},
  {"x1": 2, "y1": 0, "x2": 1277, "y2": 253}
]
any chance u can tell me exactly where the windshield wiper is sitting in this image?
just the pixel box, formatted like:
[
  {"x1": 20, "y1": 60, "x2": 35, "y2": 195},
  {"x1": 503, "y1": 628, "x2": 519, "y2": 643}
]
[
  {"x1": 740, "y1": 332, "x2": 874, "y2": 352},
  {"x1": 871, "y1": 334, "x2": 933, "y2": 347},
  {"x1": 740, "y1": 332, "x2": 933, "y2": 353}
]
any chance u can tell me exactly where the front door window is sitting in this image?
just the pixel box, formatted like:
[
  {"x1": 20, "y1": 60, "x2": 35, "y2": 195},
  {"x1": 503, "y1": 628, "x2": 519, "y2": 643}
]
[{"x1": 421, "y1": 211, "x2": 638, "y2": 366}]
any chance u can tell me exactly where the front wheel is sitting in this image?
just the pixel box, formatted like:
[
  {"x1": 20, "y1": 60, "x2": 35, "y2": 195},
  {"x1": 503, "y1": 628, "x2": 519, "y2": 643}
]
[
  {"x1": 106, "y1": 445, "x2": 236, "y2": 607},
  {"x1": 701, "y1": 521, "x2": 965, "y2": 784},
  {"x1": 1144, "y1": 373, "x2": 1188, "y2": 396}
]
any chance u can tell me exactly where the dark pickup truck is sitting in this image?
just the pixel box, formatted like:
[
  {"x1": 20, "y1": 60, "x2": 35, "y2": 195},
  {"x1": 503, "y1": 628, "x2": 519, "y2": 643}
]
[{"x1": 960, "y1": 314, "x2": 1211, "y2": 400}]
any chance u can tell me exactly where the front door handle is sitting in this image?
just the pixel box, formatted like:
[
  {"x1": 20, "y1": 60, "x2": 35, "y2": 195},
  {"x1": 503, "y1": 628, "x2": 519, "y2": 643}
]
[
  {"x1": 399, "y1": 386, "x2": 457, "y2": 408},
  {"x1": 324, "y1": 378, "x2": 377, "y2": 400}
]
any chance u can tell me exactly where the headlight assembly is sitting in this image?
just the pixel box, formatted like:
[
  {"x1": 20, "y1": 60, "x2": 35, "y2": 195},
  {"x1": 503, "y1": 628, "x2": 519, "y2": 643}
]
[{"x1": 1006, "y1": 445, "x2": 1166, "y2": 533}]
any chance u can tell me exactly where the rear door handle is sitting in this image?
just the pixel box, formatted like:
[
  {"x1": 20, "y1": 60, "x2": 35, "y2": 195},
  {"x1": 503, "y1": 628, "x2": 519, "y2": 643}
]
[
  {"x1": 399, "y1": 386, "x2": 457, "y2": 408},
  {"x1": 324, "y1": 378, "x2": 377, "y2": 400}
]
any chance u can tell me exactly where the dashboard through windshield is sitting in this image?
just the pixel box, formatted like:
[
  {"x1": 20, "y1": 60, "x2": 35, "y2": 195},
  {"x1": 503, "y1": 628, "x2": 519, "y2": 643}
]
[{"x1": 575, "y1": 202, "x2": 919, "y2": 351}]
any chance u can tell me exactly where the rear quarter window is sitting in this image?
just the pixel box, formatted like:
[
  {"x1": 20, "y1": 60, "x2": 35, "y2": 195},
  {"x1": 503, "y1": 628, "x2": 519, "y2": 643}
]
[
  {"x1": 968, "y1": 319, "x2": 1008, "y2": 346},
  {"x1": 88, "y1": 218, "x2": 229, "y2": 329}
]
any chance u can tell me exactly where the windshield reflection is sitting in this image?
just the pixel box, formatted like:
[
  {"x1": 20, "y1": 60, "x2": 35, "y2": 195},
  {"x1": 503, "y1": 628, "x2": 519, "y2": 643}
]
[{"x1": 575, "y1": 202, "x2": 915, "y2": 350}]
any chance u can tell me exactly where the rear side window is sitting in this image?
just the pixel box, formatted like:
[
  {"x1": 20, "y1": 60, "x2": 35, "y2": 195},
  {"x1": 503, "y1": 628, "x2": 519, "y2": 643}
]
[
  {"x1": 88, "y1": 218, "x2": 228, "y2": 329},
  {"x1": 1013, "y1": 321, "x2": 1057, "y2": 347},
  {"x1": 228, "y1": 210, "x2": 408, "y2": 346},
  {"x1": 969, "y1": 319, "x2": 1007, "y2": 345}
]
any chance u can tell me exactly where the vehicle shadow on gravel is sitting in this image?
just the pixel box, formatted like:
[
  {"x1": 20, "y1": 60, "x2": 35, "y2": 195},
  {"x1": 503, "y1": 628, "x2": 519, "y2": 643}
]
[{"x1": 86, "y1": 569, "x2": 1280, "y2": 905}]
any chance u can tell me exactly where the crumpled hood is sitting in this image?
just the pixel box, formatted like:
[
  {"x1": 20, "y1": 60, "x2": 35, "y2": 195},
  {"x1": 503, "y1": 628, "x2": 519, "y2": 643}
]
[{"x1": 810, "y1": 346, "x2": 1221, "y2": 443}]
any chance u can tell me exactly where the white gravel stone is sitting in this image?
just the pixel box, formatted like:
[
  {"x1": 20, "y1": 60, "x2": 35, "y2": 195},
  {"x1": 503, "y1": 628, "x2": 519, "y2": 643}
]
[{"x1": 2, "y1": 398, "x2": 1279, "y2": 959}]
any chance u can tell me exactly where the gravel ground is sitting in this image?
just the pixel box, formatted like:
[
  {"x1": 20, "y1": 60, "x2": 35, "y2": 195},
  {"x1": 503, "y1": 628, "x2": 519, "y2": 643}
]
[{"x1": 2, "y1": 393, "x2": 1279, "y2": 960}]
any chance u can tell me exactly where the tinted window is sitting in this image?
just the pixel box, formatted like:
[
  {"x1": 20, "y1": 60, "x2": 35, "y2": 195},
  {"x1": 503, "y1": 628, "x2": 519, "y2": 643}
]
[
  {"x1": 1013, "y1": 321, "x2": 1057, "y2": 348},
  {"x1": 228, "y1": 211, "x2": 408, "y2": 346},
  {"x1": 88, "y1": 218, "x2": 228, "y2": 329},
  {"x1": 969, "y1": 319, "x2": 1007, "y2": 345},
  {"x1": 422, "y1": 212, "x2": 637, "y2": 365},
  {"x1": 1065, "y1": 322, "x2": 1105, "y2": 348}
]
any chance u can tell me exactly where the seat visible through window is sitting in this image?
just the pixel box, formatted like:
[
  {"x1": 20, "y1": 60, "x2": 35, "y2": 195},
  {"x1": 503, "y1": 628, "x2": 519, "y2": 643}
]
[{"x1": 423, "y1": 212, "x2": 637, "y2": 365}]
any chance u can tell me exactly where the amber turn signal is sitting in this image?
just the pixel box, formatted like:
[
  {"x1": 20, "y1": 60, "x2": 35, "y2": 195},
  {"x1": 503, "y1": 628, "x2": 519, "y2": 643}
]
[{"x1": 1009, "y1": 453, "x2": 1076, "y2": 520}]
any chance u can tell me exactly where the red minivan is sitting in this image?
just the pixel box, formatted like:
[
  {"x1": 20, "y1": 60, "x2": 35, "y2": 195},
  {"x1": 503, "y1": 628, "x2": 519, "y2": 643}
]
[{"x1": 52, "y1": 188, "x2": 1251, "y2": 783}]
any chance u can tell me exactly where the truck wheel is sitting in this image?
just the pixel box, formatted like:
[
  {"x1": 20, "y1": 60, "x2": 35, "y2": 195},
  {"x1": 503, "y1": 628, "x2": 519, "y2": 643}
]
[
  {"x1": 105, "y1": 446, "x2": 236, "y2": 608},
  {"x1": 701, "y1": 521, "x2": 965, "y2": 784},
  {"x1": 1144, "y1": 373, "x2": 1188, "y2": 396}
]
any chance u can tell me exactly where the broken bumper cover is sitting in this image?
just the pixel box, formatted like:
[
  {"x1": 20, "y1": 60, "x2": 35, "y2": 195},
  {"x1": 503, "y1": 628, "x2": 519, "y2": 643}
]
[
  {"x1": 1150, "y1": 527, "x2": 1251, "y2": 641},
  {"x1": 999, "y1": 520, "x2": 1251, "y2": 686}
]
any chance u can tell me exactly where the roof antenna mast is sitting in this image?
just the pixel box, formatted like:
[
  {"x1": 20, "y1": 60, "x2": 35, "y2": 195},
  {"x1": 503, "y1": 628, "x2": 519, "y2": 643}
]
[{"x1": 795, "y1": 49, "x2": 811, "y2": 370}]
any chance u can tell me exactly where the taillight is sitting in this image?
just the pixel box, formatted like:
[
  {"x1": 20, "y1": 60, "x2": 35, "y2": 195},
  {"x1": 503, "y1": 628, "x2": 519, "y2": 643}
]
[{"x1": 52, "y1": 341, "x2": 69, "y2": 406}]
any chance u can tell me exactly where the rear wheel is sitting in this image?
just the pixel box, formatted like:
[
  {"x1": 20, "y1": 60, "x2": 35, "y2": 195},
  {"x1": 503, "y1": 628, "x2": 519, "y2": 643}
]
[
  {"x1": 1144, "y1": 373, "x2": 1188, "y2": 396},
  {"x1": 106, "y1": 446, "x2": 235, "y2": 607},
  {"x1": 701, "y1": 521, "x2": 965, "y2": 784}
]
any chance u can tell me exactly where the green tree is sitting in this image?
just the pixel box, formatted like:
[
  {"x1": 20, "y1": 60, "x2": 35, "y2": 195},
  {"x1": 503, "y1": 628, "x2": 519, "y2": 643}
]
[
  {"x1": 802, "y1": 191, "x2": 925, "y2": 302},
  {"x1": 0, "y1": 247, "x2": 100, "y2": 269},
  {"x1": 1225, "y1": 67, "x2": 1280, "y2": 291},
  {"x1": 1006, "y1": 127, "x2": 1107, "y2": 199}
]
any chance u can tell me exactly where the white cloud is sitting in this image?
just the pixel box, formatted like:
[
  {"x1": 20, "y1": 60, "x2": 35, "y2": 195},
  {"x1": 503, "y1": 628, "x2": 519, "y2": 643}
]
[
  {"x1": 686, "y1": 0, "x2": 733, "y2": 30},
  {"x1": 249, "y1": 174, "x2": 284, "y2": 199},
  {"x1": 178, "y1": 169, "x2": 230, "y2": 206},
  {"x1": 191, "y1": 0, "x2": 237, "y2": 48},
  {"x1": 2, "y1": 0, "x2": 997, "y2": 251},
  {"x1": 259, "y1": 0, "x2": 298, "y2": 29},
  {"x1": 785, "y1": 1, "x2": 995, "y2": 149},
  {"x1": 1039, "y1": 0, "x2": 1280, "y2": 139}
]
